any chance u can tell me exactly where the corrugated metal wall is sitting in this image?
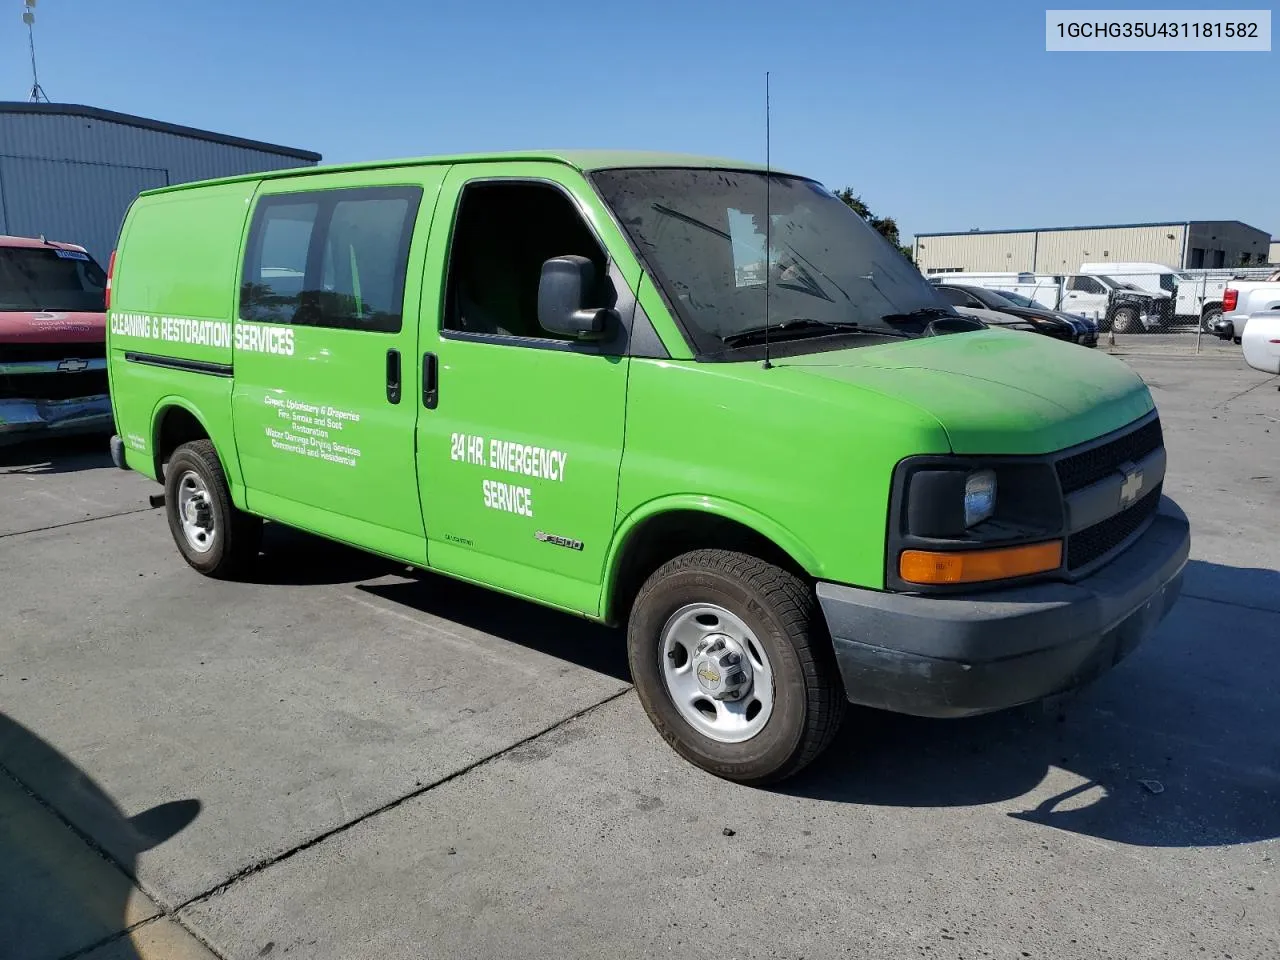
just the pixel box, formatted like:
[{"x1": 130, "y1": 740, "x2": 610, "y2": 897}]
[
  {"x1": 914, "y1": 231, "x2": 1037, "y2": 273},
  {"x1": 0, "y1": 110, "x2": 315, "y2": 262},
  {"x1": 915, "y1": 225, "x2": 1189, "y2": 274},
  {"x1": 1270, "y1": 240, "x2": 1280, "y2": 265},
  {"x1": 1034, "y1": 225, "x2": 1185, "y2": 273}
]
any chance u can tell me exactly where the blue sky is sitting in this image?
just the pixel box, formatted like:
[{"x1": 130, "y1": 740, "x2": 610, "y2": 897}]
[{"x1": 2, "y1": 0, "x2": 1275, "y2": 240}]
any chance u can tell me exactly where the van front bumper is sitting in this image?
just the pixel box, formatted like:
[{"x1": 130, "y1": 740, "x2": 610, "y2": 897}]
[
  {"x1": 0, "y1": 395, "x2": 113, "y2": 446},
  {"x1": 816, "y1": 498, "x2": 1190, "y2": 718}
]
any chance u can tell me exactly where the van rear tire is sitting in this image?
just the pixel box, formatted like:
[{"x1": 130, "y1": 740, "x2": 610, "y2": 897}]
[
  {"x1": 164, "y1": 440, "x2": 261, "y2": 579},
  {"x1": 627, "y1": 549, "x2": 845, "y2": 785}
]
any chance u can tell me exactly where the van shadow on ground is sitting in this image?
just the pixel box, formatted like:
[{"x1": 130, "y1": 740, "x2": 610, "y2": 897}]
[
  {"x1": 779, "y1": 558, "x2": 1280, "y2": 848},
  {"x1": 0, "y1": 713, "x2": 201, "y2": 959},
  {"x1": 0, "y1": 434, "x2": 114, "y2": 476},
  {"x1": 254, "y1": 525, "x2": 629, "y2": 679}
]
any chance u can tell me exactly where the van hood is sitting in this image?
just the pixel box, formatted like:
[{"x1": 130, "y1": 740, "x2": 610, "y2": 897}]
[
  {"x1": 778, "y1": 330, "x2": 1153, "y2": 454},
  {"x1": 0, "y1": 310, "x2": 105, "y2": 343}
]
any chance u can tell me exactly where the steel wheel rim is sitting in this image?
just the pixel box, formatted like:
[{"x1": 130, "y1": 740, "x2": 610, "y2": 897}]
[
  {"x1": 658, "y1": 603, "x2": 774, "y2": 744},
  {"x1": 176, "y1": 470, "x2": 216, "y2": 554}
]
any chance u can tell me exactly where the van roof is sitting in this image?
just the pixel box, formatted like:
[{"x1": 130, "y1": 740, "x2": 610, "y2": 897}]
[{"x1": 137, "y1": 150, "x2": 788, "y2": 197}]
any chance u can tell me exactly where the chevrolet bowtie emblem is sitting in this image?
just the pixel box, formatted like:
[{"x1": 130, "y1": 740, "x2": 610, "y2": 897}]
[
  {"x1": 56, "y1": 358, "x2": 89, "y2": 373},
  {"x1": 1118, "y1": 462, "x2": 1144, "y2": 508}
]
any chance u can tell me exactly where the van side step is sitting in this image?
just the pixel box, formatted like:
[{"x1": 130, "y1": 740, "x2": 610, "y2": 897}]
[{"x1": 148, "y1": 493, "x2": 166, "y2": 509}]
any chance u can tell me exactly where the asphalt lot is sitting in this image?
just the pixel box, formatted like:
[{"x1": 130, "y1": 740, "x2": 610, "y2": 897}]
[{"x1": 1, "y1": 351, "x2": 1277, "y2": 960}]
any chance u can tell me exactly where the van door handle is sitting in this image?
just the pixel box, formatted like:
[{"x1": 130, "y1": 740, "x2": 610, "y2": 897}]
[
  {"x1": 386, "y1": 349, "x2": 402, "y2": 404},
  {"x1": 422, "y1": 352, "x2": 439, "y2": 409}
]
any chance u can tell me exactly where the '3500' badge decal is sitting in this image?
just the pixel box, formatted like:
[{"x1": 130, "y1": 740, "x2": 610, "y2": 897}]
[{"x1": 535, "y1": 531, "x2": 584, "y2": 551}]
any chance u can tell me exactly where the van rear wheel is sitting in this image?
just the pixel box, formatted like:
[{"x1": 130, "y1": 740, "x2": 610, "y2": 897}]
[
  {"x1": 164, "y1": 440, "x2": 261, "y2": 579},
  {"x1": 627, "y1": 549, "x2": 845, "y2": 785}
]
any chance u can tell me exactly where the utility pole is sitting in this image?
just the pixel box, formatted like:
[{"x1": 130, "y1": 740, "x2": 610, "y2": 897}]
[{"x1": 24, "y1": 0, "x2": 50, "y2": 103}]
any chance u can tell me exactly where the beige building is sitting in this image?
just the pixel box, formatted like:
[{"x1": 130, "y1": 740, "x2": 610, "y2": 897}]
[
  {"x1": 1270, "y1": 239, "x2": 1280, "y2": 265},
  {"x1": 915, "y1": 221, "x2": 1272, "y2": 275}
]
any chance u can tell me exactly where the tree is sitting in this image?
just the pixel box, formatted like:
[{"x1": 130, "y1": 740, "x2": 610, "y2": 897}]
[{"x1": 833, "y1": 188, "x2": 914, "y2": 261}]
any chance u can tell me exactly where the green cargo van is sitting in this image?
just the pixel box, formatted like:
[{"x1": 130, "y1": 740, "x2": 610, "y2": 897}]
[{"x1": 105, "y1": 152, "x2": 1189, "y2": 784}]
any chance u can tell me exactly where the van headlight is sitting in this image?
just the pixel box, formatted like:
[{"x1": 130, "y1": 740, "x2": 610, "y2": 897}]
[
  {"x1": 963, "y1": 469, "x2": 997, "y2": 527},
  {"x1": 889, "y1": 457, "x2": 1065, "y2": 591}
]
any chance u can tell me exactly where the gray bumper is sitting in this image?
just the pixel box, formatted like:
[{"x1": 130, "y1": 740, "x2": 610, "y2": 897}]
[
  {"x1": 0, "y1": 394, "x2": 114, "y2": 446},
  {"x1": 816, "y1": 497, "x2": 1191, "y2": 718}
]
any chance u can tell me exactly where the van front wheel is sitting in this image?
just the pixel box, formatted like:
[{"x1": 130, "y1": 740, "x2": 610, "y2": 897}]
[
  {"x1": 627, "y1": 549, "x2": 845, "y2": 785},
  {"x1": 164, "y1": 440, "x2": 261, "y2": 579}
]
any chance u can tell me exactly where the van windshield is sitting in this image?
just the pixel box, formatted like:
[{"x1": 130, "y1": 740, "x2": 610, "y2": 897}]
[
  {"x1": 0, "y1": 246, "x2": 107, "y2": 313},
  {"x1": 592, "y1": 168, "x2": 952, "y2": 357}
]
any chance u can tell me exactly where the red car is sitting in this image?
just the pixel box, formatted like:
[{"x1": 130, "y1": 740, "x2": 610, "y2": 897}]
[{"x1": 0, "y1": 235, "x2": 112, "y2": 444}]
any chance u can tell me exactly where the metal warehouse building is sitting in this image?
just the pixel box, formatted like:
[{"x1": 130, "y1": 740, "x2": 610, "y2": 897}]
[
  {"x1": 1271, "y1": 239, "x2": 1280, "y2": 265},
  {"x1": 914, "y1": 220, "x2": 1273, "y2": 275},
  {"x1": 0, "y1": 102, "x2": 320, "y2": 263}
]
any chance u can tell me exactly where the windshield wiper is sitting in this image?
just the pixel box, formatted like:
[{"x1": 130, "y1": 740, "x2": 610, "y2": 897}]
[{"x1": 721, "y1": 318, "x2": 909, "y2": 347}]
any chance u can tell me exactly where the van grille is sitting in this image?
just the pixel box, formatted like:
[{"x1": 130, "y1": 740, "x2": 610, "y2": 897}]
[
  {"x1": 1067, "y1": 484, "x2": 1162, "y2": 570},
  {"x1": 0, "y1": 370, "x2": 108, "y2": 402},
  {"x1": 1055, "y1": 416, "x2": 1163, "y2": 495}
]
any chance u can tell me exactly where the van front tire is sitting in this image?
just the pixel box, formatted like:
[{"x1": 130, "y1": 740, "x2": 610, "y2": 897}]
[
  {"x1": 627, "y1": 549, "x2": 845, "y2": 786},
  {"x1": 164, "y1": 440, "x2": 261, "y2": 579}
]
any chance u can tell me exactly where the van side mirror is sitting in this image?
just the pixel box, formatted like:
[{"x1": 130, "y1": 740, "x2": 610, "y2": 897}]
[{"x1": 537, "y1": 256, "x2": 617, "y2": 340}]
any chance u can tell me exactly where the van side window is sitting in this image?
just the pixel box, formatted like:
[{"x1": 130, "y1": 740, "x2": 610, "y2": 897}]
[
  {"x1": 443, "y1": 182, "x2": 606, "y2": 341},
  {"x1": 241, "y1": 186, "x2": 422, "y2": 333}
]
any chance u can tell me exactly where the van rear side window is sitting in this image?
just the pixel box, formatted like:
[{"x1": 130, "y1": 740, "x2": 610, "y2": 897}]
[{"x1": 240, "y1": 186, "x2": 422, "y2": 333}]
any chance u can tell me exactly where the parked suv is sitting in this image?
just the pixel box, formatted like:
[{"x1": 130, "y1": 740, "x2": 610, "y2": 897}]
[
  {"x1": 0, "y1": 235, "x2": 112, "y2": 444},
  {"x1": 105, "y1": 152, "x2": 1189, "y2": 784}
]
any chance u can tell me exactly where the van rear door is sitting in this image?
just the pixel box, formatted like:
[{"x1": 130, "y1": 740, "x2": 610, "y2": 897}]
[{"x1": 231, "y1": 168, "x2": 446, "y2": 563}]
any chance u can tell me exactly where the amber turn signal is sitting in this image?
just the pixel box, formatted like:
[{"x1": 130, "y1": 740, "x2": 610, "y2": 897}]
[{"x1": 899, "y1": 540, "x2": 1063, "y2": 585}]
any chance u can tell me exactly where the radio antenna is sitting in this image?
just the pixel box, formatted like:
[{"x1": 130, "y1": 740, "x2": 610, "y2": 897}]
[
  {"x1": 24, "y1": 1, "x2": 50, "y2": 103},
  {"x1": 762, "y1": 70, "x2": 773, "y2": 370}
]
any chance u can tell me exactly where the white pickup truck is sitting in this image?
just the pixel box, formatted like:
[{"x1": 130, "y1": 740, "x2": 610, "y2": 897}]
[
  {"x1": 1214, "y1": 271, "x2": 1280, "y2": 342},
  {"x1": 1080, "y1": 262, "x2": 1277, "y2": 331}
]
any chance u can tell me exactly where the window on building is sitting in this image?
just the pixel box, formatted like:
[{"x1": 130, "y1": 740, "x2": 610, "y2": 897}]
[
  {"x1": 443, "y1": 181, "x2": 606, "y2": 341},
  {"x1": 1190, "y1": 248, "x2": 1205, "y2": 268},
  {"x1": 240, "y1": 187, "x2": 422, "y2": 332}
]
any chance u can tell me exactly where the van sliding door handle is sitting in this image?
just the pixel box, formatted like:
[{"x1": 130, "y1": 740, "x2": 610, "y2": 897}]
[
  {"x1": 386, "y1": 349, "x2": 402, "y2": 404},
  {"x1": 422, "y1": 352, "x2": 439, "y2": 409}
]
